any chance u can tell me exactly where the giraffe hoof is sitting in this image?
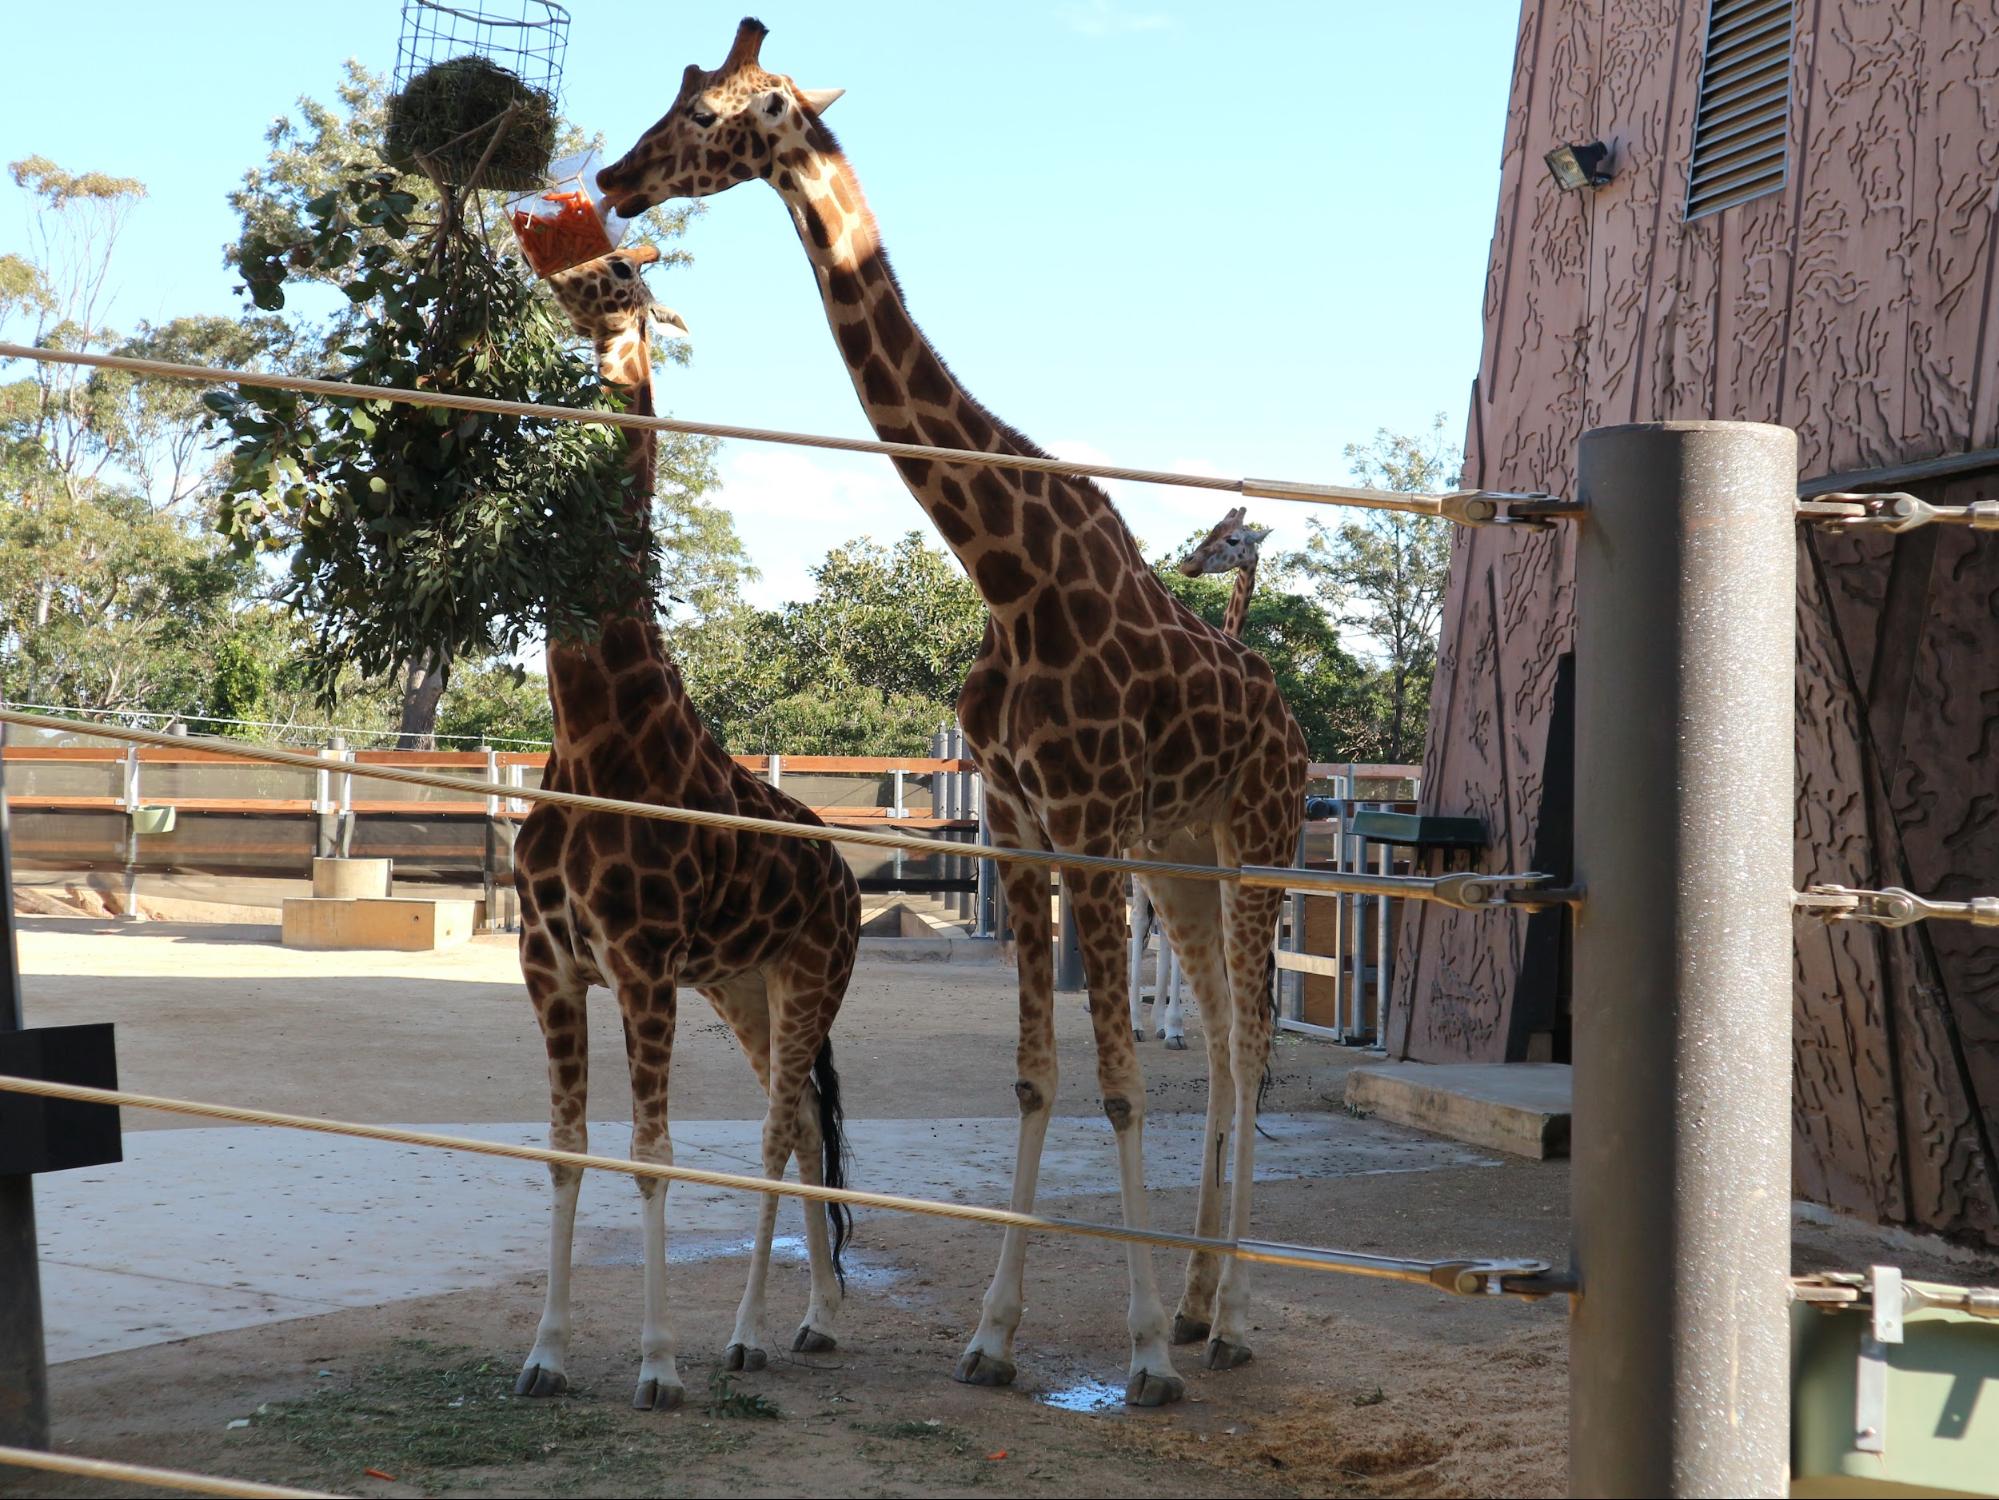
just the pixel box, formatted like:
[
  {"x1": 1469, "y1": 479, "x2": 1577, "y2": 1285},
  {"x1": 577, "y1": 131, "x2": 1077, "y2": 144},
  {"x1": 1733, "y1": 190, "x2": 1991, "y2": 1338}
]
[
  {"x1": 1133, "y1": 1027, "x2": 1145, "y2": 1042},
  {"x1": 725, "y1": 1343, "x2": 768, "y2": 1373},
  {"x1": 1171, "y1": 1315, "x2": 1211, "y2": 1346},
  {"x1": 953, "y1": 1349, "x2": 1016, "y2": 1387},
  {"x1": 513, "y1": 1363, "x2": 568, "y2": 1398},
  {"x1": 1204, "y1": 1338, "x2": 1254, "y2": 1371},
  {"x1": 631, "y1": 1376, "x2": 685, "y2": 1412},
  {"x1": 791, "y1": 1326, "x2": 838, "y2": 1354},
  {"x1": 1164, "y1": 1035, "x2": 1189, "y2": 1052},
  {"x1": 1124, "y1": 1369, "x2": 1186, "y2": 1407}
]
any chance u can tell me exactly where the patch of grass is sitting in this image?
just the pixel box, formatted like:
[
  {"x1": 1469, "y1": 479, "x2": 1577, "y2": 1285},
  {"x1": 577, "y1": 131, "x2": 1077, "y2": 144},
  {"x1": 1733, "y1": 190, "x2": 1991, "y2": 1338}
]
[
  {"x1": 1352, "y1": 1384, "x2": 1387, "y2": 1407},
  {"x1": 856, "y1": 1419, "x2": 960, "y2": 1441},
  {"x1": 706, "y1": 1369, "x2": 782, "y2": 1420},
  {"x1": 252, "y1": 1338, "x2": 622, "y2": 1475}
]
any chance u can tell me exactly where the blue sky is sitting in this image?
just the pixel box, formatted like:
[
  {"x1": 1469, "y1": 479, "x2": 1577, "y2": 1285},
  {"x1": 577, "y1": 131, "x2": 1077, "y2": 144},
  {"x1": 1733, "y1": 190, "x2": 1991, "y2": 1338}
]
[{"x1": 2, "y1": 0, "x2": 1518, "y2": 608}]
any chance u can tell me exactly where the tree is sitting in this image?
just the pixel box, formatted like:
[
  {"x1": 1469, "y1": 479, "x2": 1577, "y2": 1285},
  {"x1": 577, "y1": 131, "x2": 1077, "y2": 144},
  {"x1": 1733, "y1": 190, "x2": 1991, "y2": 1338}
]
[
  {"x1": 219, "y1": 65, "x2": 722, "y2": 747},
  {"x1": 1292, "y1": 417, "x2": 1458, "y2": 763},
  {"x1": 673, "y1": 532, "x2": 987, "y2": 756},
  {"x1": 0, "y1": 158, "x2": 278, "y2": 718},
  {"x1": 435, "y1": 659, "x2": 554, "y2": 746},
  {"x1": 776, "y1": 533, "x2": 986, "y2": 704}
]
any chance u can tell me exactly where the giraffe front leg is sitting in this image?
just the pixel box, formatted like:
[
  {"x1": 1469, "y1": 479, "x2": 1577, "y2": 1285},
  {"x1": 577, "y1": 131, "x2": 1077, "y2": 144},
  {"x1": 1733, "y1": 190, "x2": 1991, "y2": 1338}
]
[
  {"x1": 517, "y1": 970, "x2": 589, "y2": 1398},
  {"x1": 956, "y1": 859, "x2": 1057, "y2": 1390},
  {"x1": 1074, "y1": 869, "x2": 1183, "y2": 1407},
  {"x1": 623, "y1": 982, "x2": 684, "y2": 1411}
]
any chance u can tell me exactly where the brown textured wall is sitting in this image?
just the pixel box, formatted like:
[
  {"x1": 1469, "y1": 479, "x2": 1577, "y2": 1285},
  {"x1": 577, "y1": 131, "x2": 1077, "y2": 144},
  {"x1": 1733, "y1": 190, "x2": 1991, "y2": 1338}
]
[{"x1": 1398, "y1": 0, "x2": 1999, "y2": 1244}]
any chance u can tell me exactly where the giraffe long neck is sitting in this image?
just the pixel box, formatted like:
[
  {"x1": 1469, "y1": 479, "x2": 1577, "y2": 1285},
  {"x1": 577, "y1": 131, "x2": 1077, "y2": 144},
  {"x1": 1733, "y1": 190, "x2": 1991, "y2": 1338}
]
[
  {"x1": 544, "y1": 340, "x2": 675, "y2": 765},
  {"x1": 1223, "y1": 559, "x2": 1257, "y2": 640},
  {"x1": 768, "y1": 129, "x2": 1163, "y2": 617}
]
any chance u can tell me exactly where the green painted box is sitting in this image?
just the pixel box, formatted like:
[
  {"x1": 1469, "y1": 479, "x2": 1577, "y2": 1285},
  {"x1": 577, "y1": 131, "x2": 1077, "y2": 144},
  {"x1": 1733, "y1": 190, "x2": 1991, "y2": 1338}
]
[{"x1": 1791, "y1": 1278, "x2": 1999, "y2": 1498}]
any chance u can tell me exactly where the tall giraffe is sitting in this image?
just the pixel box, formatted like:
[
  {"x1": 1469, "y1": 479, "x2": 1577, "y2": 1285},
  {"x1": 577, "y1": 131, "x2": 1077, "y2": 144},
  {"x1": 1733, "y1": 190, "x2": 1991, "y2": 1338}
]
[
  {"x1": 1130, "y1": 508, "x2": 1275, "y2": 1049},
  {"x1": 599, "y1": 21, "x2": 1308, "y2": 1406},
  {"x1": 513, "y1": 244, "x2": 862, "y2": 1411}
]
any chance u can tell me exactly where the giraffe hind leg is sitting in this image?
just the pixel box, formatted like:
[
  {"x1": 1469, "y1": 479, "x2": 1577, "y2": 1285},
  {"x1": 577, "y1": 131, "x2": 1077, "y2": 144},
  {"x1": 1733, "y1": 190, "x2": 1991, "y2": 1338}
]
[
  {"x1": 621, "y1": 979, "x2": 684, "y2": 1411},
  {"x1": 1072, "y1": 867, "x2": 1184, "y2": 1407},
  {"x1": 1142, "y1": 870, "x2": 1233, "y2": 1344}
]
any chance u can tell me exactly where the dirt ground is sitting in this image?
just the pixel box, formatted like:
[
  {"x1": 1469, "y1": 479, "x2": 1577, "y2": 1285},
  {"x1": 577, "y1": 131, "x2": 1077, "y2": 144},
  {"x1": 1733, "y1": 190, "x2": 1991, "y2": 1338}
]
[{"x1": 10, "y1": 917, "x2": 1995, "y2": 1499}]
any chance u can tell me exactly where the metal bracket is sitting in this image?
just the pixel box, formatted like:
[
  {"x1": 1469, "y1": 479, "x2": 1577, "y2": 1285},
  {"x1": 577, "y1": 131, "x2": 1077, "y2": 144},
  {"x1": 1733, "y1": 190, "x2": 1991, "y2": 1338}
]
[
  {"x1": 1854, "y1": 1264, "x2": 1904, "y2": 1455},
  {"x1": 1439, "y1": 490, "x2": 1586, "y2": 530},
  {"x1": 1797, "y1": 884, "x2": 1999, "y2": 929},
  {"x1": 1432, "y1": 871, "x2": 1557, "y2": 912},
  {"x1": 1800, "y1": 491, "x2": 1999, "y2": 534}
]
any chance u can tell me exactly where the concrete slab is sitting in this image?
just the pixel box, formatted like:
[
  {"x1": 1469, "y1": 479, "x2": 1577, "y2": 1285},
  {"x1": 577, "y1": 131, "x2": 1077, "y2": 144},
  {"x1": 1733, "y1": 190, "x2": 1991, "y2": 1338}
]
[
  {"x1": 36, "y1": 1110, "x2": 1496, "y2": 1362},
  {"x1": 1345, "y1": 1062, "x2": 1572, "y2": 1160}
]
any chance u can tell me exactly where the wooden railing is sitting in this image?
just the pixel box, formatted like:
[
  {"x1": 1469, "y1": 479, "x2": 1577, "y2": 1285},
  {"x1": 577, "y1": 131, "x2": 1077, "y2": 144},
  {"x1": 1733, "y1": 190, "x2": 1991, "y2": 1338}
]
[{"x1": 0, "y1": 746, "x2": 980, "y2": 832}]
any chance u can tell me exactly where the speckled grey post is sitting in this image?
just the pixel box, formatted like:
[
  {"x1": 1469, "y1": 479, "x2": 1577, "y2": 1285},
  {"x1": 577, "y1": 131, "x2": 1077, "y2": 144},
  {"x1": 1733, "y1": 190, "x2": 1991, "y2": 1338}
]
[{"x1": 1571, "y1": 422, "x2": 1797, "y2": 1498}]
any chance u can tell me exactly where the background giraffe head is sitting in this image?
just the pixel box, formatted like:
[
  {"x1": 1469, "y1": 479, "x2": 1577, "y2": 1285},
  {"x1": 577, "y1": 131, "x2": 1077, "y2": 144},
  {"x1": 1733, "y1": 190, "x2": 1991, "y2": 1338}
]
[
  {"x1": 544, "y1": 245, "x2": 689, "y2": 385},
  {"x1": 1177, "y1": 506, "x2": 1272, "y2": 578},
  {"x1": 596, "y1": 18, "x2": 844, "y2": 216}
]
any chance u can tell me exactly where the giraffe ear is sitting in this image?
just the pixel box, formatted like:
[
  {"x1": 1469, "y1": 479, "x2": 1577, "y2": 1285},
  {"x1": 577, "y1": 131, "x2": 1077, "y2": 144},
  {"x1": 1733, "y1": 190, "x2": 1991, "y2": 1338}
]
[{"x1": 798, "y1": 87, "x2": 845, "y2": 116}]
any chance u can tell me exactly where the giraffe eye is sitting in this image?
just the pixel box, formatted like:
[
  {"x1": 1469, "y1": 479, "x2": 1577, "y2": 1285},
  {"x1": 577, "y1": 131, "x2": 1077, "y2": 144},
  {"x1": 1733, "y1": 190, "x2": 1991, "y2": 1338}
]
[
  {"x1": 609, "y1": 259, "x2": 634, "y2": 280},
  {"x1": 690, "y1": 108, "x2": 718, "y2": 127}
]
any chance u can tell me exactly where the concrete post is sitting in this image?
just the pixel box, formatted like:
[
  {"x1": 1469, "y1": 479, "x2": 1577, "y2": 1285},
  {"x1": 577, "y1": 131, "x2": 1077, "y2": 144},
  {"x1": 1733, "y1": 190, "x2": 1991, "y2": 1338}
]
[{"x1": 1570, "y1": 421, "x2": 1796, "y2": 1498}]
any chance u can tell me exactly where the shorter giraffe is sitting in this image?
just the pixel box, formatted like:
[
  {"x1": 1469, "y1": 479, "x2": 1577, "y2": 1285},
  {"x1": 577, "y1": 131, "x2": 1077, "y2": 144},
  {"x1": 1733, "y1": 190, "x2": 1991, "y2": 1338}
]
[
  {"x1": 512, "y1": 245, "x2": 862, "y2": 1411},
  {"x1": 1127, "y1": 509, "x2": 1275, "y2": 1047}
]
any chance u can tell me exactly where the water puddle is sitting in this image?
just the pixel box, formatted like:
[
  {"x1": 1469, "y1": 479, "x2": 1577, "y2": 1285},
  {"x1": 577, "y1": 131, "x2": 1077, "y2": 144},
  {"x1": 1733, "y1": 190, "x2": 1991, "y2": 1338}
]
[{"x1": 1036, "y1": 1375, "x2": 1125, "y2": 1412}]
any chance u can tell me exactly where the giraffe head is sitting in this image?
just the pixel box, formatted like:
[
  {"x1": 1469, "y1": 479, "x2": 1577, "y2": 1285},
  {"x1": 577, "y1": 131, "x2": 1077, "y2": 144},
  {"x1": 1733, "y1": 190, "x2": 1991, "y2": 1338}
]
[
  {"x1": 596, "y1": 18, "x2": 844, "y2": 217},
  {"x1": 1177, "y1": 507, "x2": 1272, "y2": 577},
  {"x1": 544, "y1": 245, "x2": 689, "y2": 386}
]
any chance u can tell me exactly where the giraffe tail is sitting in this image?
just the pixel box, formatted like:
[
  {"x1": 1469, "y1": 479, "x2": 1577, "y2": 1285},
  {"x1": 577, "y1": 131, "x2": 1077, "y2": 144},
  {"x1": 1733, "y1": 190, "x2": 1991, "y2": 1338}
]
[
  {"x1": 1255, "y1": 948, "x2": 1278, "y2": 1142},
  {"x1": 813, "y1": 1038, "x2": 854, "y2": 1291}
]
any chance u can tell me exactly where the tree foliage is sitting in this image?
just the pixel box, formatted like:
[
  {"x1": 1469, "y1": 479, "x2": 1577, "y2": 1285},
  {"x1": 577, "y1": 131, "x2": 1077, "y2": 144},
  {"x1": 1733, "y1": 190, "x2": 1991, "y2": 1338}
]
[
  {"x1": 214, "y1": 65, "x2": 718, "y2": 744},
  {"x1": 0, "y1": 158, "x2": 286, "y2": 719},
  {"x1": 214, "y1": 161, "x2": 648, "y2": 705},
  {"x1": 669, "y1": 533, "x2": 982, "y2": 756},
  {"x1": 1291, "y1": 417, "x2": 1458, "y2": 764}
]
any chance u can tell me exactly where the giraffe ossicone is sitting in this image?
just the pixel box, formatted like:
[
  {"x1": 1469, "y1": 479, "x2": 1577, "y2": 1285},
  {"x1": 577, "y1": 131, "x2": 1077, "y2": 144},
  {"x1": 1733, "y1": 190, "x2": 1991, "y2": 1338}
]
[
  {"x1": 600, "y1": 19, "x2": 1309, "y2": 1404},
  {"x1": 512, "y1": 243, "x2": 863, "y2": 1412}
]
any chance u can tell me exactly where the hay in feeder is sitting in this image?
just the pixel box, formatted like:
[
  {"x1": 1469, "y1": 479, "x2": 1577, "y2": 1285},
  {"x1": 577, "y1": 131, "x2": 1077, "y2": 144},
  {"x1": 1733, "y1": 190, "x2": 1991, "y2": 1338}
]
[{"x1": 385, "y1": 56, "x2": 557, "y2": 191}]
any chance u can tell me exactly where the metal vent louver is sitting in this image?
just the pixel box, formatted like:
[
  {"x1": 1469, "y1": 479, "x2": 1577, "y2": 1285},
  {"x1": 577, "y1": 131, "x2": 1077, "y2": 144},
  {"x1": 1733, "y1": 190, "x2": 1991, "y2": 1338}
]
[{"x1": 1686, "y1": 0, "x2": 1794, "y2": 219}]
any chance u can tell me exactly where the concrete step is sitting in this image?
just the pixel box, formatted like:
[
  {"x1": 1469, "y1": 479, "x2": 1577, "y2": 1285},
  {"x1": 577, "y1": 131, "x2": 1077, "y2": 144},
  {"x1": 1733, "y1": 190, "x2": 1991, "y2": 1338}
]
[{"x1": 1345, "y1": 1061, "x2": 1572, "y2": 1160}]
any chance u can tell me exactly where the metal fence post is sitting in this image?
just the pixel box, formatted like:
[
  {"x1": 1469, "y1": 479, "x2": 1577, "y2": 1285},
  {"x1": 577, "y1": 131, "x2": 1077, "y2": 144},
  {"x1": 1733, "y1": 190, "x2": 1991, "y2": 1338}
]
[
  {"x1": 120, "y1": 743, "x2": 140, "y2": 920},
  {"x1": 1570, "y1": 421, "x2": 1796, "y2": 1498},
  {"x1": 482, "y1": 747, "x2": 500, "y2": 932},
  {"x1": 1054, "y1": 874, "x2": 1084, "y2": 992},
  {"x1": 0, "y1": 718, "x2": 50, "y2": 1451},
  {"x1": 333, "y1": 736, "x2": 354, "y2": 861}
]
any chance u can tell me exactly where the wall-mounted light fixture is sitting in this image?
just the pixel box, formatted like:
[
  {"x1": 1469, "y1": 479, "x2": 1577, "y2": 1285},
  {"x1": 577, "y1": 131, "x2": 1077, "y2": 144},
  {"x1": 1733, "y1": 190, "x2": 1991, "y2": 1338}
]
[{"x1": 1545, "y1": 141, "x2": 1614, "y2": 191}]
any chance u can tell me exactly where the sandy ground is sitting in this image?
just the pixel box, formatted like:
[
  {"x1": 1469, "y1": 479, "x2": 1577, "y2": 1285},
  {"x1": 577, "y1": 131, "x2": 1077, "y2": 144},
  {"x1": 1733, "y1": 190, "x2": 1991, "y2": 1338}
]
[{"x1": 9, "y1": 917, "x2": 1996, "y2": 1498}]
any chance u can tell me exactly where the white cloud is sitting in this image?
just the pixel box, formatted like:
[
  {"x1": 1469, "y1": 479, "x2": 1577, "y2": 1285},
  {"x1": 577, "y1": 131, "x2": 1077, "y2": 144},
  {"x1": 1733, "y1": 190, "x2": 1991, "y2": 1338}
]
[
  {"x1": 712, "y1": 445, "x2": 929, "y2": 609},
  {"x1": 1057, "y1": 1, "x2": 1175, "y2": 37}
]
